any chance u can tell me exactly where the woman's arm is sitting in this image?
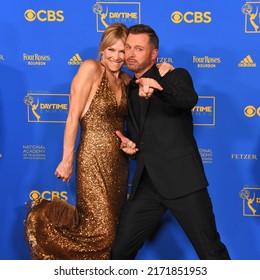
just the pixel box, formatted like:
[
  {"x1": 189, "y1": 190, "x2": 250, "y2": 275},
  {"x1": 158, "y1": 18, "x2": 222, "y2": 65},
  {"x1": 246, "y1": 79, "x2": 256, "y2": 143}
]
[{"x1": 55, "y1": 60, "x2": 100, "y2": 182}]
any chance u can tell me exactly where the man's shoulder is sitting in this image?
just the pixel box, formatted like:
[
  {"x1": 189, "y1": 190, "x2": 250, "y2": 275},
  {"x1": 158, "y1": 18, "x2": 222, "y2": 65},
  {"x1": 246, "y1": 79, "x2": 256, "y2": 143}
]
[
  {"x1": 162, "y1": 67, "x2": 192, "y2": 80},
  {"x1": 170, "y1": 67, "x2": 189, "y2": 75}
]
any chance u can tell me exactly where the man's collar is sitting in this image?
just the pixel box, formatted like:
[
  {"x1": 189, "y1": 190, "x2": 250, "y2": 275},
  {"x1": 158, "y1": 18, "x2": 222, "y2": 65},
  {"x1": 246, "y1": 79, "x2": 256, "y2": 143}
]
[{"x1": 134, "y1": 64, "x2": 160, "y2": 80}]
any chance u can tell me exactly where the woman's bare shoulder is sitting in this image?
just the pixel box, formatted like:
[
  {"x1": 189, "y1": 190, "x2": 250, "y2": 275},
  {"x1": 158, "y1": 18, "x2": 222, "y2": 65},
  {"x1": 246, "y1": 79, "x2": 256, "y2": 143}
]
[
  {"x1": 78, "y1": 59, "x2": 102, "y2": 75},
  {"x1": 71, "y1": 60, "x2": 103, "y2": 89},
  {"x1": 120, "y1": 71, "x2": 132, "y2": 85}
]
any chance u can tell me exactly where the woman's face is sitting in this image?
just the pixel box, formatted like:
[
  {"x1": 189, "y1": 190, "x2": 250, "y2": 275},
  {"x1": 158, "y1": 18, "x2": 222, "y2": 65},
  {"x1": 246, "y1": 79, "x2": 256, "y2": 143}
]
[{"x1": 101, "y1": 39, "x2": 125, "y2": 72}]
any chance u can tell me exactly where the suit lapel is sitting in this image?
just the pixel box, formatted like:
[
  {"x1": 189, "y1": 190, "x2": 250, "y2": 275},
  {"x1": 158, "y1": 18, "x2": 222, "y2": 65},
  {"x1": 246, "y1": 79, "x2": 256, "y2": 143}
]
[
  {"x1": 127, "y1": 65, "x2": 161, "y2": 133},
  {"x1": 139, "y1": 98, "x2": 150, "y2": 132},
  {"x1": 139, "y1": 65, "x2": 161, "y2": 132},
  {"x1": 126, "y1": 85, "x2": 139, "y2": 133}
]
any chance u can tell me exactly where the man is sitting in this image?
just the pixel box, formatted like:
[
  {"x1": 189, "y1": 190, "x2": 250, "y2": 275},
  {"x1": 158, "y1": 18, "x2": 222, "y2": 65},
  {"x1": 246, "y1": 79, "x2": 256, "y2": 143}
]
[{"x1": 112, "y1": 24, "x2": 230, "y2": 260}]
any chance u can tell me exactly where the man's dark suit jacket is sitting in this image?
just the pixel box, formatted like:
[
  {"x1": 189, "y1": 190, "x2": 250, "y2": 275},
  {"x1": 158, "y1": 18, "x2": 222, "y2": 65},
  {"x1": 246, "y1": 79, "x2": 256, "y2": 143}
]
[{"x1": 127, "y1": 64, "x2": 209, "y2": 200}]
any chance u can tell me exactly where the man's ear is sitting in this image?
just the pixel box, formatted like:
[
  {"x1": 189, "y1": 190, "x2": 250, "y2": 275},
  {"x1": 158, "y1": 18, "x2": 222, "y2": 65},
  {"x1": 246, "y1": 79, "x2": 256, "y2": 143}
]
[{"x1": 152, "y1": 48, "x2": 158, "y2": 61}]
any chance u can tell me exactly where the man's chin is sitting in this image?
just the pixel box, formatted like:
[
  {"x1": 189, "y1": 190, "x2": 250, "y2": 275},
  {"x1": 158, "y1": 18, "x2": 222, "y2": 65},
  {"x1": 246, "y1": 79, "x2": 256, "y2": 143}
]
[{"x1": 126, "y1": 64, "x2": 136, "y2": 71}]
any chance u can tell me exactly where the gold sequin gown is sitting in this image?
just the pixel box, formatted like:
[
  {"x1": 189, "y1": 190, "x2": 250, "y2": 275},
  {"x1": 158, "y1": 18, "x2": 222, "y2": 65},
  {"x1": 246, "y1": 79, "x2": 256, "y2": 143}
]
[{"x1": 25, "y1": 68, "x2": 129, "y2": 259}]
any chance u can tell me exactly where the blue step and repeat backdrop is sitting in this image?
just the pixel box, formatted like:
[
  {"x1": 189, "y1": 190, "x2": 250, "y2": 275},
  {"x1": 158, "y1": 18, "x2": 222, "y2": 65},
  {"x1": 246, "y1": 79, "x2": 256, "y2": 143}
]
[{"x1": 1, "y1": 0, "x2": 260, "y2": 260}]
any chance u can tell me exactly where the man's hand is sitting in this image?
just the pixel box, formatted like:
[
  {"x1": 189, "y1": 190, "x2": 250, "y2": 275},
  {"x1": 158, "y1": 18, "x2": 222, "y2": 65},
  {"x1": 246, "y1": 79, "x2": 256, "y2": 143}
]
[
  {"x1": 136, "y1": 78, "x2": 163, "y2": 99},
  {"x1": 116, "y1": 131, "x2": 139, "y2": 155}
]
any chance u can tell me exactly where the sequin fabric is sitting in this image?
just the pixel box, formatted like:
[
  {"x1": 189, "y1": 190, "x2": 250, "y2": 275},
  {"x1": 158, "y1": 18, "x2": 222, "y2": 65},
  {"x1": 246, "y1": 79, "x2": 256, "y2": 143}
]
[{"x1": 25, "y1": 68, "x2": 129, "y2": 259}]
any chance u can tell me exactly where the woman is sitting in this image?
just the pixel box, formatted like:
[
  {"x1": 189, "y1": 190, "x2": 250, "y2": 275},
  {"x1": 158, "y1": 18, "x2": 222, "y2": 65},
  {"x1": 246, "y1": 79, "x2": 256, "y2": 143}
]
[{"x1": 25, "y1": 23, "x2": 173, "y2": 260}]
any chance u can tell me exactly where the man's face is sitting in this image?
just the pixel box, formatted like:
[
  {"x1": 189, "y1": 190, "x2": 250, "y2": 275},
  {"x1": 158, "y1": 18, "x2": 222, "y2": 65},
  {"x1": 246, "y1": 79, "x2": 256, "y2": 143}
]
[{"x1": 125, "y1": 33, "x2": 158, "y2": 77}]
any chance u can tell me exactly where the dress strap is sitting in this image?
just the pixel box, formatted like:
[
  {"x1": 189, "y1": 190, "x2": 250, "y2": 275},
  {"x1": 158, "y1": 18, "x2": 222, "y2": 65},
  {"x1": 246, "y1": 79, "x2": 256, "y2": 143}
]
[{"x1": 100, "y1": 61, "x2": 106, "y2": 70}]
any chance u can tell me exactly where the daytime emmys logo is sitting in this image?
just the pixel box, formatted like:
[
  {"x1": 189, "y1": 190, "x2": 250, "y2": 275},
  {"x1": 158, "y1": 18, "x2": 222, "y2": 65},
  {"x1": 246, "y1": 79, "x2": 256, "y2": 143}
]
[{"x1": 242, "y1": 2, "x2": 260, "y2": 33}]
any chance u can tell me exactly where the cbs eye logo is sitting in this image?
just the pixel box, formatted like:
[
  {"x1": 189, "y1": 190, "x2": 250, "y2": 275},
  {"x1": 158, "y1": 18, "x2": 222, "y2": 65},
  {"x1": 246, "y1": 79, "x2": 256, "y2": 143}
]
[
  {"x1": 24, "y1": 9, "x2": 64, "y2": 22},
  {"x1": 29, "y1": 190, "x2": 41, "y2": 200},
  {"x1": 244, "y1": 105, "x2": 260, "y2": 117},
  {"x1": 171, "y1": 11, "x2": 211, "y2": 24}
]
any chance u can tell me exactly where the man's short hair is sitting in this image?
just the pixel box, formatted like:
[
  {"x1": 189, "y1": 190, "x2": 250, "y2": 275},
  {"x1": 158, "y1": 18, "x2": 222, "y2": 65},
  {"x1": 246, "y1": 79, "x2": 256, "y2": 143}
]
[{"x1": 128, "y1": 24, "x2": 159, "y2": 49}]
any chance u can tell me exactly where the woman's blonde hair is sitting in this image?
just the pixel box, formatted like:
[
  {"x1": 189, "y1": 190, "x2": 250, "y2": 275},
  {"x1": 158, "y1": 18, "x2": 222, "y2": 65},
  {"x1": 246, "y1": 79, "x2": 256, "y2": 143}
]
[{"x1": 98, "y1": 23, "x2": 128, "y2": 59}]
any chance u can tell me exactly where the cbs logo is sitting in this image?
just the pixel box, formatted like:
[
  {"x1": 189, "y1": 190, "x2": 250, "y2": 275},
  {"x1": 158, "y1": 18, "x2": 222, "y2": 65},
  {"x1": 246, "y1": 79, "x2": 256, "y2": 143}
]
[
  {"x1": 244, "y1": 105, "x2": 260, "y2": 117},
  {"x1": 171, "y1": 11, "x2": 211, "y2": 24},
  {"x1": 29, "y1": 190, "x2": 69, "y2": 201},
  {"x1": 24, "y1": 9, "x2": 64, "y2": 22}
]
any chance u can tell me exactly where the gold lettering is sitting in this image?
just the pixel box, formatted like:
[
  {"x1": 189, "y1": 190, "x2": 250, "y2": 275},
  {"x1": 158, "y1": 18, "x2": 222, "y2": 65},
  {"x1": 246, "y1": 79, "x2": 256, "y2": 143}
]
[
  {"x1": 194, "y1": 12, "x2": 204, "y2": 23},
  {"x1": 23, "y1": 53, "x2": 35, "y2": 60},
  {"x1": 52, "y1": 191, "x2": 60, "y2": 199},
  {"x1": 109, "y1": 12, "x2": 137, "y2": 19},
  {"x1": 193, "y1": 56, "x2": 205, "y2": 63},
  {"x1": 192, "y1": 106, "x2": 212, "y2": 113},
  {"x1": 203, "y1": 12, "x2": 212, "y2": 23},
  {"x1": 41, "y1": 191, "x2": 51, "y2": 200},
  {"x1": 37, "y1": 10, "x2": 47, "y2": 22},
  {"x1": 59, "y1": 191, "x2": 69, "y2": 201},
  {"x1": 40, "y1": 103, "x2": 68, "y2": 110},
  {"x1": 193, "y1": 56, "x2": 221, "y2": 64},
  {"x1": 56, "y1": 10, "x2": 64, "y2": 22}
]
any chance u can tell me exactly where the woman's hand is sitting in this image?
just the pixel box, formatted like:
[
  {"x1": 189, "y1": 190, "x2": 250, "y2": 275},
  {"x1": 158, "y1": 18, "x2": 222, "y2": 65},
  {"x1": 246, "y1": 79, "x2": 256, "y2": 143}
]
[
  {"x1": 156, "y1": 62, "x2": 174, "y2": 77},
  {"x1": 55, "y1": 162, "x2": 73, "y2": 182}
]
